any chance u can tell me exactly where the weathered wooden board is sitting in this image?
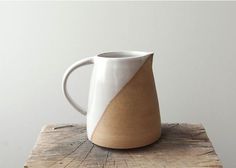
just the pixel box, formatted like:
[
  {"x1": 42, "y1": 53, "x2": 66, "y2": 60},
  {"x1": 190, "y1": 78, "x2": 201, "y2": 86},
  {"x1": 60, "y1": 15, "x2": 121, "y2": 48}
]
[{"x1": 24, "y1": 123, "x2": 222, "y2": 168}]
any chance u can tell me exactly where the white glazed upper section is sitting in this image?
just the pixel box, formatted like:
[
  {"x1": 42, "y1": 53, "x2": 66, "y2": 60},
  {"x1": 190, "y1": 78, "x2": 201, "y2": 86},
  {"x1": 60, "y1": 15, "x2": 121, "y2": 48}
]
[{"x1": 86, "y1": 51, "x2": 154, "y2": 140}]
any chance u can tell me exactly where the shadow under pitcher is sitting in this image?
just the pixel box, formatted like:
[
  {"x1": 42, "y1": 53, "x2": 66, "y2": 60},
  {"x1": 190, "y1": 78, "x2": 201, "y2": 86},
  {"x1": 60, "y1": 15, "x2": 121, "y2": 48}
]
[{"x1": 62, "y1": 51, "x2": 161, "y2": 149}]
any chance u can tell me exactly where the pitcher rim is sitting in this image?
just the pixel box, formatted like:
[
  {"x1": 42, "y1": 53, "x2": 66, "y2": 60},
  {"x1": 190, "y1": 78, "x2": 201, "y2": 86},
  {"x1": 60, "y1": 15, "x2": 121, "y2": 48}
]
[{"x1": 96, "y1": 51, "x2": 154, "y2": 59}]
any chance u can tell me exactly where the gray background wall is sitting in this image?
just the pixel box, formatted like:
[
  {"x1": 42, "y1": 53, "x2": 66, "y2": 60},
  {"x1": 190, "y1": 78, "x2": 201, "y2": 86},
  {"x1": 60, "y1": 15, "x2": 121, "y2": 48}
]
[{"x1": 0, "y1": 2, "x2": 235, "y2": 167}]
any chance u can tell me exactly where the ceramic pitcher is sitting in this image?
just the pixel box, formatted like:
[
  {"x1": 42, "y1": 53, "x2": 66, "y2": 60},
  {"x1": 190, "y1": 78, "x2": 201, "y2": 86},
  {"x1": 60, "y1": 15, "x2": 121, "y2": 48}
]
[{"x1": 62, "y1": 51, "x2": 161, "y2": 149}]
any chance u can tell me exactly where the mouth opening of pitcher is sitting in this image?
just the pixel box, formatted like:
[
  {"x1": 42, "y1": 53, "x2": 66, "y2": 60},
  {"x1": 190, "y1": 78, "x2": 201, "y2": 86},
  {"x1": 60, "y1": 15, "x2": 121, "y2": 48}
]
[{"x1": 97, "y1": 51, "x2": 154, "y2": 59}]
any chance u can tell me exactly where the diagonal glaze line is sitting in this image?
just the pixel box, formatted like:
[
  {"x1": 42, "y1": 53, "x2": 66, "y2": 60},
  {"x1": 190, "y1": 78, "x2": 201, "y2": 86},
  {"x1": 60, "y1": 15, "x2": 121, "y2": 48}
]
[{"x1": 91, "y1": 56, "x2": 152, "y2": 141}]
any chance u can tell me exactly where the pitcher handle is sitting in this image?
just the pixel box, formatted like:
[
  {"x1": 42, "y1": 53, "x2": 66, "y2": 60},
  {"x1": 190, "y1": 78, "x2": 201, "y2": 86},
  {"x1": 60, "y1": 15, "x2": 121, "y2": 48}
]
[{"x1": 62, "y1": 57, "x2": 94, "y2": 115}]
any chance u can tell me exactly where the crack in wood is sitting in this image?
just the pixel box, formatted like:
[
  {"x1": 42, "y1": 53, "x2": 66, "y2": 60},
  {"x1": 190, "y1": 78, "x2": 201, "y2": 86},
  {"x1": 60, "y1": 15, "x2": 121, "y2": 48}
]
[
  {"x1": 167, "y1": 123, "x2": 179, "y2": 129},
  {"x1": 102, "y1": 151, "x2": 110, "y2": 168},
  {"x1": 48, "y1": 140, "x2": 87, "y2": 167},
  {"x1": 69, "y1": 144, "x2": 95, "y2": 168},
  {"x1": 192, "y1": 131, "x2": 206, "y2": 137},
  {"x1": 124, "y1": 159, "x2": 129, "y2": 168},
  {"x1": 196, "y1": 159, "x2": 219, "y2": 165},
  {"x1": 53, "y1": 125, "x2": 74, "y2": 130},
  {"x1": 197, "y1": 150, "x2": 215, "y2": 156}
]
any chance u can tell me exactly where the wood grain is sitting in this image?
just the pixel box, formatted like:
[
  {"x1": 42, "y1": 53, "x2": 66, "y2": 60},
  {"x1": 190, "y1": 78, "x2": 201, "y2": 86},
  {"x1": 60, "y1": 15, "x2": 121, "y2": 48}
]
[{"x1": 24, "y1": 123, "x2": 222, "y2": 168}]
